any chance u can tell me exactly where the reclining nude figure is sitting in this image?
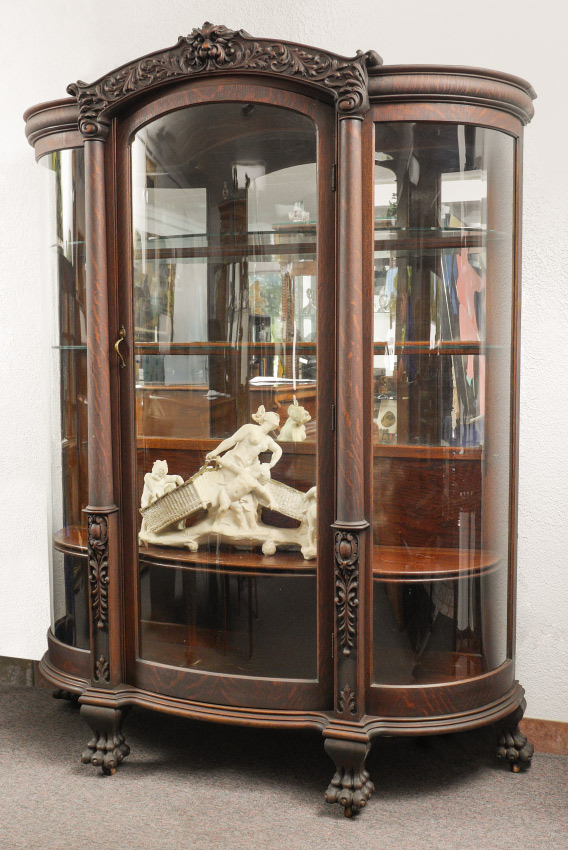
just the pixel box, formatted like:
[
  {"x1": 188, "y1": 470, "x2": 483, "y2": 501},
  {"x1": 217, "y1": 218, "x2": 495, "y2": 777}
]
[{"x1": 205, "y1": 405, "x2": 282, "y2": 473}]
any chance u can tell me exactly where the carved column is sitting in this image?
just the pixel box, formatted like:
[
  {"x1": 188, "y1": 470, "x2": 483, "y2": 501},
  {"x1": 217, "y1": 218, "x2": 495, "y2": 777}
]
[
  {"x1": 324, "y1": 113, "x2": 372, "y2": 816},
  {"x1": 333, "y1": 116, "x2": 368, "y2": 722}
]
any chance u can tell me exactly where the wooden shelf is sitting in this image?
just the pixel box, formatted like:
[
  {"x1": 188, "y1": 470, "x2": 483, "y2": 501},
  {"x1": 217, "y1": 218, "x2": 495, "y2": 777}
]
[
  {"x1": 373, "y1": 546, "x2": 501, "y2": 582},
  {"x1": 139, "y1": 545, "x2": 316, "y2": 577},
  {"x1": 52, "y1": 527, "x2": 498, "y2": 584},
  {"x1": 136, "y1": 436, "x2": 480, "y2": 459},
  {"x1": 53, "y1": 526, "x2": 88, "y2": 556}
]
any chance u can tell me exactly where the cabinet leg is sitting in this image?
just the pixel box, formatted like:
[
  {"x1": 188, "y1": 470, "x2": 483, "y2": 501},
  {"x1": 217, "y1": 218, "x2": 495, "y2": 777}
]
[
  {"x1": 80, "y1": 704, "x2": 131, "y2": 776},
  {"x1": 496, "y1": 704, "x2": 534, "y2": 772},
  {"x1": 324, "y1": 738, "x2": 374, "y2": 817}
]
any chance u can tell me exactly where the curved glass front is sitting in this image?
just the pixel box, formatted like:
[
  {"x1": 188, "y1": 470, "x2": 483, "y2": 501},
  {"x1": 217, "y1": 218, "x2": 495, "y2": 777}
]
[
  {"x1": 371, "y1": 123, "x2": 515, "y2": 684},
  {"x1": 41, "y1": 148, "x2": 89, "y2": 649},
  {"x1": 131, "y1": 103, "x2": 319, "y2": 678}
]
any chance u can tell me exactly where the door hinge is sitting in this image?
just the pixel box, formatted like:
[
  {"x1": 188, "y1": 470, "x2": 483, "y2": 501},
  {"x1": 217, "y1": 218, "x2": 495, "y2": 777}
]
[
  {"x1": 331, "y1": 403, "x2": 336, "y2": 432},
  {"x1": 332, "y1": 632, "x2": 335, "y2": 659},
  {"x1": 331, "y1": 163, "x2": 337, "y2": 191}
]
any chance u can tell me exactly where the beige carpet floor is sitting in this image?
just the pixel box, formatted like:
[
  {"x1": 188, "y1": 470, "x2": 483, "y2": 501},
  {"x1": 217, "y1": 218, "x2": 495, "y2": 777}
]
[{"x1": 0, "y1": 687, "x2": 566, "y2": 850}]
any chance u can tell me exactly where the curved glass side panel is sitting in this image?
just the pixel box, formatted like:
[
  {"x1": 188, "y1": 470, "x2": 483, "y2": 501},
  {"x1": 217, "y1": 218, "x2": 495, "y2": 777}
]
[
  {"x1": 371, "y1": 123, "x2": 515, "y2": 684},
  {"x1": 131, "y1": 103, "x2": 318, "y2": 678},
  {"x1": 42, "y1": 149, "x2": 89, "y2": 649}
]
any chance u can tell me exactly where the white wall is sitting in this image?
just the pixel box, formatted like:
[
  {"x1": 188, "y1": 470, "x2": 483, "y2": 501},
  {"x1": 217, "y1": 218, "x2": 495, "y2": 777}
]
[{"x1": 2, "y1": 0, "x2": 567, "y2": 722}]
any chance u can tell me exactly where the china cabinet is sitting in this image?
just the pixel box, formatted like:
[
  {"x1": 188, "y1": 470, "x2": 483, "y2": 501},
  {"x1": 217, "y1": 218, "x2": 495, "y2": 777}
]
[{"x1": 24, "y1": 24, "x2": 536, "y2": 816}]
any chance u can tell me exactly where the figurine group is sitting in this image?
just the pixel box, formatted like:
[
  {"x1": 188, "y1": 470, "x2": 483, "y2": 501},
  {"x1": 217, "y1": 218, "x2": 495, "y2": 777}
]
[{"x1": 139, "y1": 403, "x2": 317, "y2": 560}]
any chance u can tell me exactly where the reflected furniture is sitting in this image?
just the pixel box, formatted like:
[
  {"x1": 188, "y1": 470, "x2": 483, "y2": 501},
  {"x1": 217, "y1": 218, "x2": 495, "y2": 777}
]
[{"x1": 25, "y1": 24, "x2": 536, "y2": 816}]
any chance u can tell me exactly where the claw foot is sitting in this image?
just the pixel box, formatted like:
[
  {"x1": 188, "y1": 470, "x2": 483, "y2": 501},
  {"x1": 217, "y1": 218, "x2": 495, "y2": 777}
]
[
  {"x1": 324, "y1": 738, "x2": 374, "y2": 816},
  {"x1": 80, "y1": 704, "x2": 130, "y2": 775},
  {"x1": 81, "y1": 731, "x2": 130, "y2": 775},
  {"x1": 497, "y1": 727, "x2": 534, "y2": 772},
  {"x1": 496, "y1": 704, "x2": 534, "y2": 772}
]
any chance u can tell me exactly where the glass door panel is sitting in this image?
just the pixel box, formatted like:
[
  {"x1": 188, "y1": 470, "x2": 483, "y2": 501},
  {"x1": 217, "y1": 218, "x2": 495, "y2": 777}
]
[
  {"x1": 371, "y1": 123, "x2": 515, "y2": 684},
  {"x1": 131, "y1": 103, "x2": 319, "y2": 678}
]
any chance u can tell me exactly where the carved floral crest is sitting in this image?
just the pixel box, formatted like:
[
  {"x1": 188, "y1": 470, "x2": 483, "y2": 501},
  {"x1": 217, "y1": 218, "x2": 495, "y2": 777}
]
[{"x1": 68, "y1": 23, "x2": 382, "y2": 136}]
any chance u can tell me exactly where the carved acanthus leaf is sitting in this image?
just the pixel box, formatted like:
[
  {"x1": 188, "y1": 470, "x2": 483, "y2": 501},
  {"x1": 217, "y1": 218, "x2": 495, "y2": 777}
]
[
  {"x1": 338, "y1": 684, "x2": 357, "y2": 716},
  {"x1": 95, "y1": 654, "x2": 110, "y2": 683}
]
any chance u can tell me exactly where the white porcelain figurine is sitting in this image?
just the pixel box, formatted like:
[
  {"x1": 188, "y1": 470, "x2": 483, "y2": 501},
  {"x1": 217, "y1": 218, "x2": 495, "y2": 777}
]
[
  {"x1": 139, "y1": 406, "x2": 317, "y2": 559},
  {"x1": 277, "y1": 396, "x2": 311, "y2": 442}
]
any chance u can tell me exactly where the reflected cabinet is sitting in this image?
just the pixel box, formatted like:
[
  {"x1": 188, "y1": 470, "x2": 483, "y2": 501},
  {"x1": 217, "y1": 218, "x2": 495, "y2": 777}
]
[{"x1": 25, "y1": 24, "x2": 535, "y2": 817}]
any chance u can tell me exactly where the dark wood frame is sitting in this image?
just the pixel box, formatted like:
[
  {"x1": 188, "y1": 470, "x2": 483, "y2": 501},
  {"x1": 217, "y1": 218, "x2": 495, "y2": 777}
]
[{"x1": 24, "y1": 24, "x2": 536, "y2": 816}]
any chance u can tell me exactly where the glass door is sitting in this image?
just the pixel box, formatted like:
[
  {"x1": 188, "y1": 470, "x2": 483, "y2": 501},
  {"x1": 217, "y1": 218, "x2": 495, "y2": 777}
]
[{"x1": 121, "y1": 95, "x2": 334, "y2": 701}]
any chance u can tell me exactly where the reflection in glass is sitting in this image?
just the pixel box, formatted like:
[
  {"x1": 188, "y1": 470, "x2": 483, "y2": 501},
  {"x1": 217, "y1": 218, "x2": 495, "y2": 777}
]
[
  {"x1": 131, "y1": 103, "x2": 319, "y2": 678},
  {"x1": 41, "y1": 148, "x2": 89, "y2": 648},
  {"x1": 372, "y1": 123, "x2": 514, "y2": 684}
]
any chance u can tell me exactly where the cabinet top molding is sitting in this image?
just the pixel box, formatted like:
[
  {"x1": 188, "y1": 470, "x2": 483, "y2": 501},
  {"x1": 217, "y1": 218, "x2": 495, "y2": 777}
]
[{"x1": 67, "y1": 22, "x2": 383, "y2": 137}]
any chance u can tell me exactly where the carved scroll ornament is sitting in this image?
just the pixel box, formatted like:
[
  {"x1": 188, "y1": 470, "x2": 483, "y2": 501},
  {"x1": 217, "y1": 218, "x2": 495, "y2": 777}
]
[{"x1": 68, "y1": 22, "x2": 382, "y2": 136}]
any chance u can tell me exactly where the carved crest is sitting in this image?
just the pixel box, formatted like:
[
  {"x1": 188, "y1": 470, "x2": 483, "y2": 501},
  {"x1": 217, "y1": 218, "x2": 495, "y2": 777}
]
[{"x1": 68, "y1": 22, "x2": 382, "y2": 136}]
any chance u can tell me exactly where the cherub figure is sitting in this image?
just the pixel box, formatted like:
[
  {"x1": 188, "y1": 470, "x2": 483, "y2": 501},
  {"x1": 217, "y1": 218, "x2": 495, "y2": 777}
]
[
  {"x1": 140, "y1": 460, "x2": 184, "y2": 533},
  {"x1": 278, "y1": 396, "x2": 311, "y2": 442},
  {"x1": 213, "y1": 455, "x2": 276, "y2": 529}
]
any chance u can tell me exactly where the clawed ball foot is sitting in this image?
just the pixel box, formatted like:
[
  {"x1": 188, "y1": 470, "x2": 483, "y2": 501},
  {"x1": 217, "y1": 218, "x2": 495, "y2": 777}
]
[
  {"x1": 324, "y1": 738, "x2": 373, "y2": 817},
  {"x1": 81, "y1": 731, "x2": 130, "y2": 775},
  {"x1": 496, "y1": 704, "x2": 534, "y2": 772},
  {"x1": 325, "y1": 767, "x2": 374, "y2": 816},
  {"x1": 80, "y1": 704, "x2": 130, "y2": 776},
  {"x1": 52, "y1": 688, "x2": 79, "y2": 703},
  {"x1": 496, "y1": 728, "x2": 534, "y2": 772}
]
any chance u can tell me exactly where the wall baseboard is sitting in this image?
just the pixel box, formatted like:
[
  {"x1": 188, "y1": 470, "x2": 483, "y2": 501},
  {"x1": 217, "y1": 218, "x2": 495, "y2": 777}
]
[{"x1": 0, "y1": 655, "x2": 566, "y2": 754}]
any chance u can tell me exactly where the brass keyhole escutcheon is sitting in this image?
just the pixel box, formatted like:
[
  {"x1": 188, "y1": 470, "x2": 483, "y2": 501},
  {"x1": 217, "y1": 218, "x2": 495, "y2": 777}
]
[{"x1": 114, "y1": 325, "x2": 127, "y2": 368}]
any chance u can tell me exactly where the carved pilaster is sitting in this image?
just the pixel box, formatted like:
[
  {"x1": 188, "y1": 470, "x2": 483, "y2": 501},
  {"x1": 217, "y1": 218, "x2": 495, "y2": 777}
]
[
  {"x1": 334, "y1": 531, "x2": 360, "y2": 657},
  {"x1": 68, "y1": 22, "x2": 382, "y2": 137},
  {"x1": 332, "y1": 524, "x2": 367, "y2": 719},
  {"x1": 85, "y1": 508, "x2": 117, "y2": 686},
  {"x1": 88, "y1": 515, "x2": 109, "y2": 631}
]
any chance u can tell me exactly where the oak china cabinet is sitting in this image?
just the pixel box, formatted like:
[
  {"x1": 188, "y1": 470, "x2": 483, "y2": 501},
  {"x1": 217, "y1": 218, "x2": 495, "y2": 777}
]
[{"x1": 24, "y1": 24, "x2": 536, "y2": 816}]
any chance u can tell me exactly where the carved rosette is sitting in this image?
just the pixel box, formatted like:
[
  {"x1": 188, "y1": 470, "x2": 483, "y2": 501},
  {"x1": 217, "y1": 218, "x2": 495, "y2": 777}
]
[
  {"x1": 68, "y1": 22, "x2": 382, "y2": 136},
  {"x1": 334, "y1": 531, "x2": 360, "y2": 656},
  {"x1": 88, "y1": 515, "x2": 109, "y2": 630}
]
